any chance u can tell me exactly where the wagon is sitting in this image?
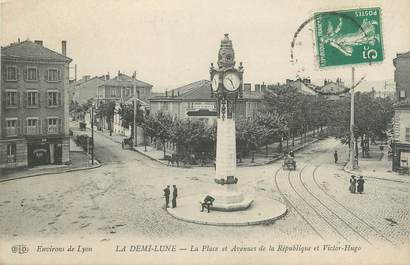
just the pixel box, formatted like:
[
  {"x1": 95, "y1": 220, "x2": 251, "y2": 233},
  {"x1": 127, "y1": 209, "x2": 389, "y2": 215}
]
[{"x1": 283, "y1": 157, "x2": 296, "y2": 170}]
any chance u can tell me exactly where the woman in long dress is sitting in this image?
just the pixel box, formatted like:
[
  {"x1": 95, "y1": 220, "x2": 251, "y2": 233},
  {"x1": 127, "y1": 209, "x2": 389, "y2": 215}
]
[
  {"x1": 357, "y1": 176, "x2": 365, "y2": 194},
  {"x1": 349, "y1": 175, "x2": 356, "y2": 193}
]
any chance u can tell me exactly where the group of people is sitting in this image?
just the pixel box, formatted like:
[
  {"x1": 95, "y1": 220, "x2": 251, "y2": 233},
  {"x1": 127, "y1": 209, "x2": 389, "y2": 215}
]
[
  {"x1": 349, "y1": 175, "x2": 365, "y2": 194},
  {"x1": 163, "y1": 185, "x2": 178, "y2": 208}
]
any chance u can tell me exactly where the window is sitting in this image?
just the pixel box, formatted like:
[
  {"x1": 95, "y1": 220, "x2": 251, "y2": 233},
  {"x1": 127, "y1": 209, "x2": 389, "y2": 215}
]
[
  {"x1": 406, "y1": 128, "x2": 410, "y2": 142},
  {"x1": 6, "y1": 119, "x2": 17, "y2": 136},
  {"x1": 110, "y1": 88, "x2": 116, "y2": 97},
  {"x1": 48, "y1": 118, "x2": 58, "y2": 134},
  {"x1": 48, "y1": 91, "x2": 58, "y2": 106},
  {"x1": 7, "y1": 144, "x2": 16, "y2": 163},
  {"x1": 6, "y1": 91, "x2": 17, "y2": 106},
  {"x1": 27, "y1": 67, "x2": 37, "y2": 81},
  {"x1": 47, "y1": 69, "x2": 58, "y2": 81},
  {"x1": 6, "y1": 66, "x2": 18, "y2": 81},
  {"x1": 27, "y1": 118, "x2": 38, "y2": 135},
  {"x1": 27, "y1": 91, "x2": 38, "y2": 106}
]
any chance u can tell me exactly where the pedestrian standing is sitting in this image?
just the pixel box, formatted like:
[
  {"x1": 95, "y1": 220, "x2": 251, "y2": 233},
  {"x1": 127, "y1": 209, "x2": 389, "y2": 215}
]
[
  {"x1": 163, "y1": 185, "x2": 170, "y2": 208},
  {"x1": 349, "y1": 175, "x2": 356, "y2": 193},
  {"x1": 357, "y1": 176, "x2": 365, "y2": 194},
  {"x1": 172, "y1": 185, "x2": 178, "y2": 208},
  {"x1": 334, "y1": 150, "x2": 338, "y2": 164}
]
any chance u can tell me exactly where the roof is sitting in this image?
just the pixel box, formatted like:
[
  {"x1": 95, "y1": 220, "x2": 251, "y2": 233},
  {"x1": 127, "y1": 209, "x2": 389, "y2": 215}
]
[
  {"x1": 149, "y1": 80, "x2": 213, "y2": 101},
  {"x1": 396, "y1": 51, "x2": 410, "y2": 59},
  {"x1": 74, "y1": 76, "x2": 105, "y2": 87},
  {"x1": 150, "y1": 79, "x2": 262, "y2": 101},
  {"x1": 102, "y1": 73, "x2": 152, "y2": 88},
  {"x1": 1, "y1": 40, "x2": 71, "y2": 62},
  {"x1": 317, "y1": 82, "x2": 350, "y2": 95}
]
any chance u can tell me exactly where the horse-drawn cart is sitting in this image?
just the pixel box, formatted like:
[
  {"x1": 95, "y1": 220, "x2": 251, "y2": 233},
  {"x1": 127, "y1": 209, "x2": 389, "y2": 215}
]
[{"x1": 283, "y1": 157, "x2": 296, "y2": 170}]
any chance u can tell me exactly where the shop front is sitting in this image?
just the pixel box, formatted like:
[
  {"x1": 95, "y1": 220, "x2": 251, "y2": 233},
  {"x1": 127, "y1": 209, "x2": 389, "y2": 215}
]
[{"x1": 27, "y1": 138, "x2": 63, "y2": 167}]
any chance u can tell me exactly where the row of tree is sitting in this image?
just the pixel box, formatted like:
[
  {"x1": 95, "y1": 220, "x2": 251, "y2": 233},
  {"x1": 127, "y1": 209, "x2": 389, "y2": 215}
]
[{"x1": 70, "y1": 85, "x2": 393, "y2": 162}]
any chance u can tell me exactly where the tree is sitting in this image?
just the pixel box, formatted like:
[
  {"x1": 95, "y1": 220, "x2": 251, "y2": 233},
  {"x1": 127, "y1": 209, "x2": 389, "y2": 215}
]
[
  {"x1": 97, "y1": 101, "x2": 116, "y2": 136},
  {"x1": 235, "y1": 117, "x2": 266, "y2": 162},
  {"x1": 117, "y1": 101, "x2": 144, "y2": 140}
]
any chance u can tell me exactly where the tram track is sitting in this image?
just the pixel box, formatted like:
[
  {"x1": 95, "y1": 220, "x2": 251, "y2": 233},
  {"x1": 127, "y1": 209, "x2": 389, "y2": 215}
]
[
  {"x1": 273, "y1": 166, "x2": 324, "y2": 240},
  {"x1": 311, "y1": 166, "x2": 396, "y2": 247}
]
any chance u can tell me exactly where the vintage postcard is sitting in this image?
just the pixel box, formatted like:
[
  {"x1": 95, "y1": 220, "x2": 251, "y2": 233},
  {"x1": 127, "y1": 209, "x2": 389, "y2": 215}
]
[{"x1": 0, "y1": 0, "x2": 409, "y2": 264}]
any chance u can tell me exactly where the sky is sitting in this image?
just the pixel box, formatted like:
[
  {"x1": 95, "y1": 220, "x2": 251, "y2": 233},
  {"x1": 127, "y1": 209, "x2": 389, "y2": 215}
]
[{"x1": 1, "y1": 0, "x2": 409, "y2": 91}]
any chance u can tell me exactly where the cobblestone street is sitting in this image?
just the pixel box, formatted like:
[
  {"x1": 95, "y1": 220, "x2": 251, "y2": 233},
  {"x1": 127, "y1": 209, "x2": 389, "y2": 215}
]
[{"x1": 0, "y1": 136, "x2": 408, "y2": 251}]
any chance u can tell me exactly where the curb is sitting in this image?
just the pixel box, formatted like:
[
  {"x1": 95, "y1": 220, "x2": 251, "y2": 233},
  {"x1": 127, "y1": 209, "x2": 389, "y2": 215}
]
[
  {"x1": 343, "y1": 163, "x2": 407, "y2": 184},
  {"x1": 0, "y1": 163, "x2": 102, "y2": 184},
  {"x1": 134, "y1": 138, "x2": 321, "y2": 168}
]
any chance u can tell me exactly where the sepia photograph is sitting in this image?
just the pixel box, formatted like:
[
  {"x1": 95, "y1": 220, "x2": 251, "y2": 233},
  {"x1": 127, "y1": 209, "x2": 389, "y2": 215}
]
[{"x1": 0, "y1": 0, "x2": 409, "y2": 264}]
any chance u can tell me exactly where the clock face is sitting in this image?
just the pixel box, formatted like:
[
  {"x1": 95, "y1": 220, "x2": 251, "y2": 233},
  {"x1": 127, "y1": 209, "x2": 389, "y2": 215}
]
[
  {"x1": 211, "y1": 74, "x2": 219, "y2": 91},
  {"x1": 223, "y1": 72, "x2": 240, "y2": 91}
]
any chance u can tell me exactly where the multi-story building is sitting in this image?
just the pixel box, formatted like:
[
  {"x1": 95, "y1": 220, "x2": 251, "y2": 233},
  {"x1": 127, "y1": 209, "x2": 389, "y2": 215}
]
[
  {"x1": 392, "y1": 52, "x2": 410, "y2": 172},
  {"x1": 0, "y1": 40, "x2": 72, "y2": 168},
  {"x1": 149, "y1": 80, "x2": 264, "y2": 124},
  {"x1": 93, "y1": 71, "x2": 152, "y2": 137},
  {"x1": 96, "y1": 71, "x2": 152, "y2": 103},
  {"x1": 72, "y1": 74, "x2": 108, "y2": 104}
]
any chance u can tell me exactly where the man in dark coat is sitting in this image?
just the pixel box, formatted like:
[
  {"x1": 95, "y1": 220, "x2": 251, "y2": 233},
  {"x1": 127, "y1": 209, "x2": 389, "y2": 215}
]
[
  {"x1": 163, "y1": 185, "x2": 170, "y2": 208},
  {"x1": 357, "y1": 176, "x2": 365, "y2": 194},
  {"x1": 334, "y1": 151, "x2": 338, "y2": 164},
  {"x1": 172, "y1": 185, "x2": 178, "y2": 208}
]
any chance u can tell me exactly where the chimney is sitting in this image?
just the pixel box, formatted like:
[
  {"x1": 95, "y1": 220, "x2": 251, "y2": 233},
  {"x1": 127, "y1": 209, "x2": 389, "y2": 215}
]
[
  {"x1": 244, "y1": 83, "x2": 251, "y2": 92},
  {"x1": 61, "y1": 40, "x2": 67, "y2": 56},
  {"x1": 132, "y1": 71, "x2": 136, "y2": 79},
  {"x1": 165, "y1": 89, "x2": 168, "y2": 97},
  {"x1": 118, "y1": 70, "x2": 121, "y2": 77},
  {"x1": 106, "y1": 72, "x2": 110, "y2": 80},
  {"x1": 83, "y1": 75, "x2": 91, "y2": 81},
  {"x1": 18, "y1": 38, "x2": 20, "y2": 43},
  {"x1": 34, "y1": 40, "x2": 43, "y2": 46}
]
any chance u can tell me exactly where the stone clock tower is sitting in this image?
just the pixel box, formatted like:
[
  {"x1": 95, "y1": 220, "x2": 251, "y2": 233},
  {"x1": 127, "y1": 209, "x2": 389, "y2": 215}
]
[{"x1": 208, "y1": 34, "x2": 252, "y2": 211}]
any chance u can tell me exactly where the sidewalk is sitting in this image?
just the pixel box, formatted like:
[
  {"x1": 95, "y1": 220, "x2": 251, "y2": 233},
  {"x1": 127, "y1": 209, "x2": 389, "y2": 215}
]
[
  {"x1": 0, "y1": 138, "x2": 101, "y2": 183},
  {"x1": 344, "y1": 144, "x2": 409, "y2": 183}
]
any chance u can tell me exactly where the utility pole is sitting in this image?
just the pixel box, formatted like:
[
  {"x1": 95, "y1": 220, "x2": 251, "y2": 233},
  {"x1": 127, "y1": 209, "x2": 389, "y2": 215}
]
[
  {"x1": 134, "y1": 99, "x2": 137, "y2": 147},
  {"x1": 91, "y1": 104, "x2": 94, "y2": 165},
  {"x1": 349, "y1": 67, "x2": 358, "y2": 170}
]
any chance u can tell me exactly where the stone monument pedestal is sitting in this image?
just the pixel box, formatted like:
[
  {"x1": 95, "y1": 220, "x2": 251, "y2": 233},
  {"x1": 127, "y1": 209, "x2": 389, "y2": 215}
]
[{"x1": 206, "y1": 184, "x2": 253, "y2": 212}]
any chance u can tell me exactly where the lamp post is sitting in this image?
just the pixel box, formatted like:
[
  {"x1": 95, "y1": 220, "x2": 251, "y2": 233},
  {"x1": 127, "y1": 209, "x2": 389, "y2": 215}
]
[{"x1": 134, "y1": 99, "x2": 137, "y2": 147}]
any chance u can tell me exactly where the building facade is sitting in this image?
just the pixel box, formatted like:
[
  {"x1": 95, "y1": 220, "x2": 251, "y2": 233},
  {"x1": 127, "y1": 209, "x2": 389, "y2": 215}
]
[
  {"x1": 149, "y1": 80, "x2": 263, "y2": 124},
  {"x1": 392, "y1": 52, "x2": 410, "y2": 172},
  {"x1": 0, "y1": 40, "x2": 72, "y2": 168},
  {"x1": 94, "y1": 71, "x2": 152, "y2": 139},
  {"x1": 72, "y1": 75, "x2": 107, "y2": 104}
]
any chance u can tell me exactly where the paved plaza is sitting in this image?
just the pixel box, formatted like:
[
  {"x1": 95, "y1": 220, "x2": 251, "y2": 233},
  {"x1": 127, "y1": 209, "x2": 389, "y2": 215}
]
[{"x1": 0, "y1": 130, "x2": 408, "y2": 250}]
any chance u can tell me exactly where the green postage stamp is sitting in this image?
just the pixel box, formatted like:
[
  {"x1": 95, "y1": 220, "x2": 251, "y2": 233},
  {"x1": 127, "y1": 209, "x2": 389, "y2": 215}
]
[{"x1": 314, "y1": 7, "x2": 383, "y2": 67}]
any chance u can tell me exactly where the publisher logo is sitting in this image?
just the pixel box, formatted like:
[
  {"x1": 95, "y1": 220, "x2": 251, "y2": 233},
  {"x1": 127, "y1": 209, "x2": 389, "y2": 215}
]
[{"x1": 11, "y1": 245, "x2": 29, "y2": 254}]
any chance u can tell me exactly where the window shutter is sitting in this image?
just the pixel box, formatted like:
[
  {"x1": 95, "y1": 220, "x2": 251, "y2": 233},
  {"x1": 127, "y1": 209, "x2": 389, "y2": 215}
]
[
  {"x1": 58, "y1": 118, "x2": 62, "y2": 134},
  {"x1": 44, "y1": 70, "x2": 48, "y2": 81},
  {"x1": 2, "y1": 92, "x2": 6, "y2": 107},
  {"x1": 16, "y1": 67, "x2": 20, "y2": 81},
  {"x1": 16, "y1": 92, "x2": 20, "y2": 107},
  {"x1": 58, "y1": 70, "x2": 61, "y2": 81},
  {"x1": 37, "y1": 69, "x2": 40, "y2": 81},
  {"x1": 58, "y1": 92, "x2": 62, "y2": 106},
  {"x1": 39, "y1": 119, "x2": 42, "y2": 135},
  {"x1": 44, "y1": 119, "x2": 48, "y2": 135},
  {"x1": 23, "y1": 119, "x2": 27, "y2": 135},
  {"x1": 23, "y1": 92, "x2": 27, "y2": 108},
  {"x1": 23, "y1": 67, "x2": 27, "y2": 81},
  {"x1": 17, "y1": 119, "x2": 21, "y2": 136},
  {"x1": 37, "y1": 92, "x2": 41, "y2": 107},
  {"x1": 2, "y1": 67, "x2": 6, "y2": 81}
]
